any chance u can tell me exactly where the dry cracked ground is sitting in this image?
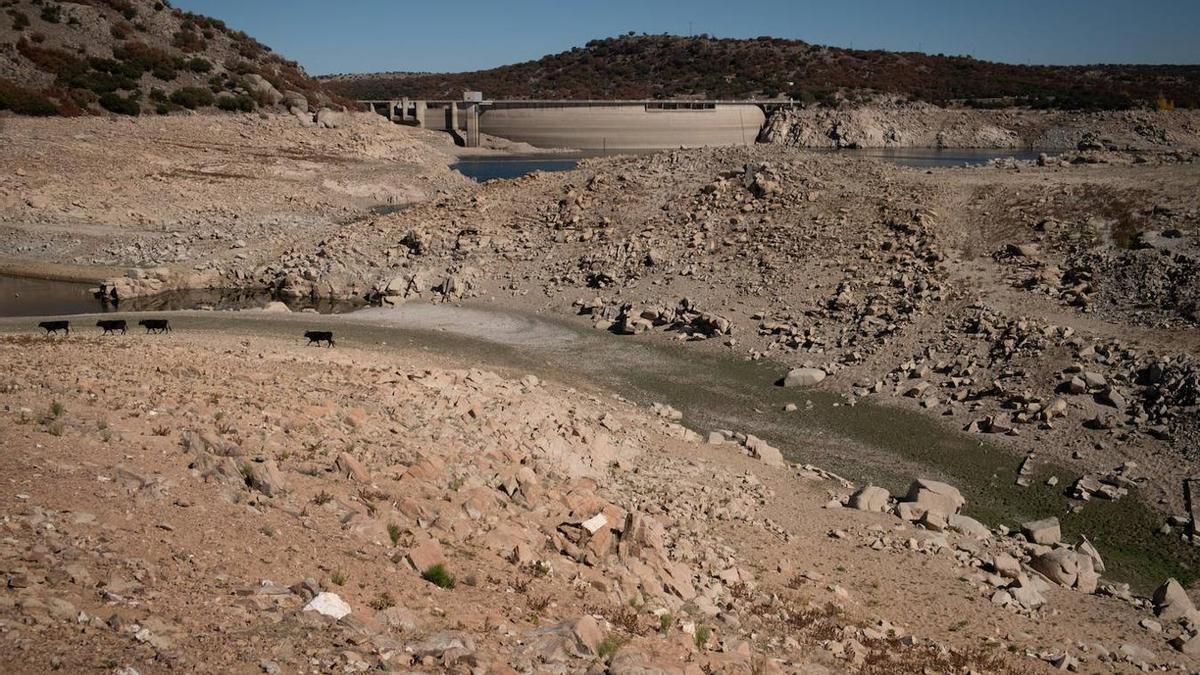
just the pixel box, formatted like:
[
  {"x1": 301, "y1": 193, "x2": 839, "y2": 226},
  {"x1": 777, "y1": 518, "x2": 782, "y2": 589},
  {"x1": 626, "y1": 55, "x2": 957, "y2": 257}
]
[{"x1": 1, "y1": 110, "x2": 1199, "y2": 673}]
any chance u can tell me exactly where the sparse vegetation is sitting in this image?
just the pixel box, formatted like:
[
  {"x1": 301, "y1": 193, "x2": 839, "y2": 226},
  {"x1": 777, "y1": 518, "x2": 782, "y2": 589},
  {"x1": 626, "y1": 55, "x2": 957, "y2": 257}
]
[
  {"x1": 169, "y1": 86, "x2": 214, "y2": 110},
  {"x1": 421, "y1": 563, "x2": 455, "y2": 589},
  {"x1": 330, "y1": 570, "x2": 347, "y2": 586},
  {"x1": 596, "y1": 635, "x2": 624, "y2": 659},
  {"x1": 368, "y1": 591, "x2": 395, "y2": 611},
  {"x1": 387, "y1": 522, "x2": 401, "y2": 546},
  {"x1": 694, "y1": 624, "x2": 711, "y2": 649},
  {"x1": 327, "y1": 34, "x2": 1200, "y2": 109}
]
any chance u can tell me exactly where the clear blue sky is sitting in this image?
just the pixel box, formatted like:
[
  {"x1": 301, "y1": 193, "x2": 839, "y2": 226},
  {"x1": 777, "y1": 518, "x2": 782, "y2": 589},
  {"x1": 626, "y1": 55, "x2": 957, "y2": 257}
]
[{"x1": 173, "y1": 0, "x2": 1200, "y2": 75}]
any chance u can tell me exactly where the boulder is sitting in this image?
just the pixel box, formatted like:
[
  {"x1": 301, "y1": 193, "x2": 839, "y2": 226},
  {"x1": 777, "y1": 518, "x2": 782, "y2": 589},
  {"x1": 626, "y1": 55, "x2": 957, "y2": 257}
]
[
  {"x1": 1031, "y1": 548, "x2": 1079, "y2": 587},
  {"x1": 242, "y1": 74, "x2": 283, "y2": 106},
  {"x1": 1153, "y1": 578, "x2": 1196, "y2": 622},
  {"x1": 407, "y1": 537, "x2": 446, "y2": 573},
  {"x1": 947, "y1": 514, "x2": 991, "y2": 539},
  {"x1": 782, "y1": 368, "x2": 826, "y2": 387},
  {"x1": 991, "y1": 553, "x2": 1021, "y2": 579},
  {"x1": 847, "y1": 485, "x2": 890, "y2": 513},
  {"x1": 245, "y1": 460, "x2": 288, "y2": 497},
  {"x1": 745, "y1": 435, "x2": 785, "y2": 466},
  {"x1": 1170, "y1": 633, "x2": 1200, "y2": 656},
  {"x1": 903, "y1": 479, "x2": 965, "y2": 515},
  {"x1": 1021, "y1": 517, "x2": 1062, "y2": 545},
  {"x1": 304, "y1": 592, "x2": 351, "y2": 619},
  {"x1": 334, "y1": 453, "x2": 371, "y2": 482}
]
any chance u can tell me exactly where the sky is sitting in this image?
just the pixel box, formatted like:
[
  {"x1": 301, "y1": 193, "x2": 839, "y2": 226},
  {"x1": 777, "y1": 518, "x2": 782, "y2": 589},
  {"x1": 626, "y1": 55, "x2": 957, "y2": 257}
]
[{"x1": 172, "y1": 0, "x2": 1200, "y2": 75}]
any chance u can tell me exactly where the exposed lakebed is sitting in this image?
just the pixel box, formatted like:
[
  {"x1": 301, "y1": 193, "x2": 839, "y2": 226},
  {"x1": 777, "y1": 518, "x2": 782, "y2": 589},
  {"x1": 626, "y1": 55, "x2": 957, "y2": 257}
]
[{"x1": 0, "y1": 297, "x2": 1191, "y2": 590}]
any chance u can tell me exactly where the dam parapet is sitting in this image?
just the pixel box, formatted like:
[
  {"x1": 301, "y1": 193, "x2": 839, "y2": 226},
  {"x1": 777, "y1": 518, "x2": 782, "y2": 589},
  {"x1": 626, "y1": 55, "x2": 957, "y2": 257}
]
[{"x1": 362, "y1": 97, "x2": 795, "y2": 149}]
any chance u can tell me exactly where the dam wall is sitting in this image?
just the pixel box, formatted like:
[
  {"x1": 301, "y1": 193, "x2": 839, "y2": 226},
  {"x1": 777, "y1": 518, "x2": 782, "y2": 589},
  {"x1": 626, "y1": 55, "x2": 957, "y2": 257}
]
[
  {"x1": 369, "y1": 99, "x2": 778, "y2": 150},
  {"x1": 477, "y1": 104, "x2": 766, "y2": 150}
]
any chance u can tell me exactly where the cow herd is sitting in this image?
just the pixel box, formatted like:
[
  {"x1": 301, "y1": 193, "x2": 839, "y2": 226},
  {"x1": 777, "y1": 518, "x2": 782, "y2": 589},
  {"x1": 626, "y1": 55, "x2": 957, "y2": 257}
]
[
  {"x1": 34, "y1": 319, "x2": 336, "y2": 347},
  {"x1": 37, "y1": 319, "x2": 170, "y2": 335}
]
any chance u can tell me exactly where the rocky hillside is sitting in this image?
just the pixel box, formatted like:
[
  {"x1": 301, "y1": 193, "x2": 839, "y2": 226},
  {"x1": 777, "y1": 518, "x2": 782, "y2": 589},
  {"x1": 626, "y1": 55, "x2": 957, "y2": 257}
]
[
  {"x1": 0, "y1": 0, "x2": 343, "y2": 116},
  {"x1": 324, "y1": 34, "x2": 1200, "y2": 110}
]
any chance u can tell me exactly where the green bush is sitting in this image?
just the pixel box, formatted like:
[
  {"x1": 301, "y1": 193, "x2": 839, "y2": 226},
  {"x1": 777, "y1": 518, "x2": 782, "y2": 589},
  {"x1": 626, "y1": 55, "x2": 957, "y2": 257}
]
[
  {"x1": 64, "y1": 69, "x2": 137, "y2": 95},
  {"x1": 216, "y1": 94, "x2": 255, "y2": 112},
  {"x1": 186, "y1": 57, "x2": 212, "y2": 73},
  {"x1": 0, "y1": 79, "x2": 59, "y2": 116},
  {"x1": 40, "y1": 4, "x2": 63, "y2": 24},
  {"x1": 99, "y1": 92, "x2": 140, "y2": 115},
  {"x1": 169, "y1": 86, "x2": 214, "y2": 109},
  {"x1": 421, "y1": 563, "x2": 456, "y2": 589},
  {"x1": 9, "y1": 9, "x2": 31, "y2": 30}
]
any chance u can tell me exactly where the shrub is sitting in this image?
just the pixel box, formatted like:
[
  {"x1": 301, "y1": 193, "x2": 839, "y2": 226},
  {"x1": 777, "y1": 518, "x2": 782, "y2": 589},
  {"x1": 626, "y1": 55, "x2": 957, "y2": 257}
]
[
  {"x1": 0, "y1": 79, "x2": 59, "y2": 115},
  {"x1": 18, "y1": 39, "x2": 87, "y2": 79},
  {"x1": 421, "y1": 563, "x2": 456, "y2": 589},
  {"x1": 110, "y1": 22, "x2": 131, "y2": 39},
  {"x1": 694, "y1": 625, "x2": 711, "y2": 649},
  {"x1": 99, "y1": 92, "x2": 140, "y2": 115},
  {"x1": 40, "y1": 4, "x2": 63, "y2": 24},
  {"x1": 169, "y1": 86, "x2": 213, "y2": 109},
  {"x1": 172, "y1": 28, "x2": 205, "y2": 53},
  {"x1": 9, "y1": 9, "x2": 30, "y2": 30},
  {"x1": 597, "y1": 636, "x2": 624, "y2": 658},
  {"x1": 216, "y1": 93, "x2": 254, "y2": 112},
  {"x1": 185, "y1": 57, "x2": 211, "y2": 73}
]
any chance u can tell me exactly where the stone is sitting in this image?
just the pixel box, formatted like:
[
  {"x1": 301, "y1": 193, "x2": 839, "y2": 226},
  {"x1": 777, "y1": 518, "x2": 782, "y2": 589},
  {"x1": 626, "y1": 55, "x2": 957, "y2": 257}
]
[
  {"x1": 580, "y1": 513, "x2": 608, "y2": 535},
  {"x1": 745, "y1": 435, "x2": 785, "y2": 466},
  {"x1": 903, "y1": 479, "x2": 965, "y2": 515},
  {"x1": 304, "y1": 592, "x2": 351, "y2": 620},
  {"x1": 783, "y1": 368, "x2": 826, "y2": 387},
  {"x1": 1031, "y1": 548, "x2": 1078, "y2": 588},
  {"x1": 1153, "y1": 578, "x2": 1196, "y2": 622},
  {"x1": 1170, "y1": 633, "x2": 1200, "y2": 656},
  {"x1": 991, "y1": 553, "x2": 1021, "y2": 579},
  {"x1": 407, "y1": 537, "x2": 447, "y2": 573},
  {"x1": 947, "y1": 514, "x2": 991, "y2": 538},
  {"x1": 1021, "y1": 517, "x2": 1061, "y2": 545},
  {"x1": 847, "y1": 485, "x2": 890, "y2": 513},
  {"x1": 246, "y1": 460, "x2": 288, "y2": 497},
  {"x1": 334, "y1": 453, "x2": 371, "y2": 482},
  {"x1": 1078, "y1": 536, "x2": 1105, "y2": 573}
]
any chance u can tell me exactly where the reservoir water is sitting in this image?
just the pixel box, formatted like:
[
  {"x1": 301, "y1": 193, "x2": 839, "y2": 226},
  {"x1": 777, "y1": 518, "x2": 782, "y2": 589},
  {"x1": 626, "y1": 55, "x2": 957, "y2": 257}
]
[{"x1": 452, "y1": 147, "x2": 1051, "y2": 182}]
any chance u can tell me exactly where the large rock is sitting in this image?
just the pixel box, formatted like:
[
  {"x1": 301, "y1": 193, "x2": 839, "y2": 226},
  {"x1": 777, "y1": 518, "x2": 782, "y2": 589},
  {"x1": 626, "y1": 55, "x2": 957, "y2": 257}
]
[
  {"x1": 334, "y1": 453, "x2": 371, "y2": 482},
  {"x1": 947, "y1": 514, "x2": 991, "y2": 539},
  {"x1": 1021, "y1": 517, "x2": 1062, "y2": 545},
  {"x1": 1031, "y1": 548, "x2": 1079, "y2": 587},
  {"x1": 903, "y1": 479, "x2": 965, "y2": 515},
  {"x1": 304, "y1": 592, "x2": 351, "y2": 619},
  {"x1": 1153, "y1": 578, "x2": 1196, "y2": 622},
  {"x1": 242, "y1": 74, "x2": 282, "y2": 106},
  {"x1": 744, "y1": 434, "x2": 785, "y2": 466},
  {"x1": 245, "y1": 460, "x2": 288, "y2": 497},
  {"x1": 782, "y1": 368, "x2": 826, "y2": 387},
  {"x1": 848, "y1": 485, "x2": 890, "y2": 513}
]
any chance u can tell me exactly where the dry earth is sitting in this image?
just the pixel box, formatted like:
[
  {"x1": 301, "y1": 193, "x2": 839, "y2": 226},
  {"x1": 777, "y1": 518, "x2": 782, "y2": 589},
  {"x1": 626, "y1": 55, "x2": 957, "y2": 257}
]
[
  {"x1": 0, "y1": 329, "x2": 1196, "y2": 674},
  {"x1": 0, "y1": 111, "x2": 468, "y2": 283}
]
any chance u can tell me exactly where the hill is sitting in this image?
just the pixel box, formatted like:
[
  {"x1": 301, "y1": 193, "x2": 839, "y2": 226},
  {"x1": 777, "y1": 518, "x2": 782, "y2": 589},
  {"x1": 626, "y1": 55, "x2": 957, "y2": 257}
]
[
  {"x1": 324, "y1": 34, "x2": 1200, "y2": 110},
  {"x1": 0, "y1": 0, "x2": 343, "y2": 116}
]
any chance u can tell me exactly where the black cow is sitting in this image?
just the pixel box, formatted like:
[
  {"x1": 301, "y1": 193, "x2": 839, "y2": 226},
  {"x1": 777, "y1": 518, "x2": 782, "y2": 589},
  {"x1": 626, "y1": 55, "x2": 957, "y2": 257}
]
[
  {"x1": 38, "y1": 320, "x2": 70, "y2": 336},
  {"x1": 96, "y1": 319, "x2": 127, "y2": 335},
  {"x1": 138, "y1": 319, "x2": 171, "y2": 334},
  {"x1": 304, "y1": 330, "x2": 335, "y2": 347}
]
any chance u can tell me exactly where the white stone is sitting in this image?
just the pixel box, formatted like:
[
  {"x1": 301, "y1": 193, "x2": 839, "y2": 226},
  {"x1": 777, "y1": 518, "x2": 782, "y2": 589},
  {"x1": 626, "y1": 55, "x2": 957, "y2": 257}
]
[{"x1": 304, "y1": 592, "x2": 351, "y2": 619}]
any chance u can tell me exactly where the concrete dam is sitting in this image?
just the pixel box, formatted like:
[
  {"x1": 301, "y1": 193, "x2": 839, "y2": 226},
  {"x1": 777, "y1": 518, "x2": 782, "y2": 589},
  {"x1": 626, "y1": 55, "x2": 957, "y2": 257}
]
[{"x1": 361, "y1": 98, "x2": 789, "y2": 150}]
